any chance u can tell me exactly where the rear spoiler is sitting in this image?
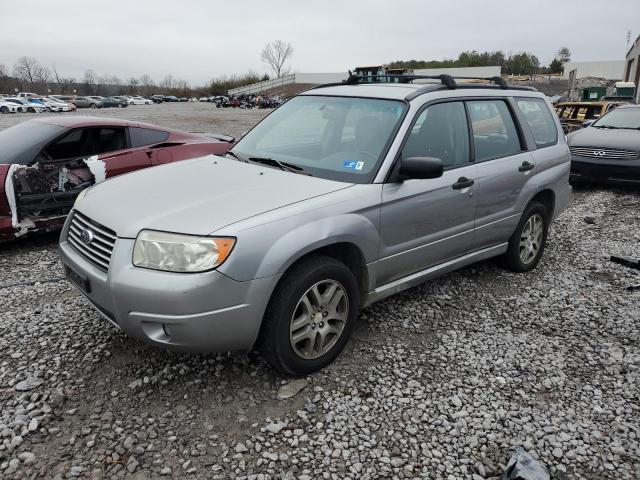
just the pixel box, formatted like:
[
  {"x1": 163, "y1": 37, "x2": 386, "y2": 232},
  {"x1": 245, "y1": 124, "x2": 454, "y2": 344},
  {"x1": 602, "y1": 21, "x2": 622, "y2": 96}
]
[{"x1": 191, "y1": 132, "x2": 235, "y2": 143}]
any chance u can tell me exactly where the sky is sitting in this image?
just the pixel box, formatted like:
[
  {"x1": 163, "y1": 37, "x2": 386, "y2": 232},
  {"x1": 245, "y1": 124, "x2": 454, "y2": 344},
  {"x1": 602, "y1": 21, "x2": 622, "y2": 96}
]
[{"x1": 1, "y1": 0, "x2": 638, "y2": 87}]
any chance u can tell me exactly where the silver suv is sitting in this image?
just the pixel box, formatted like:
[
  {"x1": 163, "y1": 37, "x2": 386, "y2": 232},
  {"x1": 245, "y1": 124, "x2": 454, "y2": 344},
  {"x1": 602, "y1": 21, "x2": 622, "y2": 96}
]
[{"x1": 59, "y1": 75, "x2": 570, "y2": 375}]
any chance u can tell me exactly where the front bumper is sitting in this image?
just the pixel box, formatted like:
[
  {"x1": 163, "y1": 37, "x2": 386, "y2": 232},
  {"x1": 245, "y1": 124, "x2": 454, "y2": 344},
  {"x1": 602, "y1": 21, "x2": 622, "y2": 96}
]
[
  {"x1": 59, "y1": 222, "x2": 279, "y2": 353},
  {"x1": 570, "y1": 156, "x2": 640, "y2": 186}
]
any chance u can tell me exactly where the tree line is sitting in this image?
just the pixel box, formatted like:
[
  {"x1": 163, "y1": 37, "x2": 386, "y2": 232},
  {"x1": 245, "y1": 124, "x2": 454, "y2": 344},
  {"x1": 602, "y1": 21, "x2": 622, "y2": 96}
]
[
  {"x1": 0, "y1": 56, "x2": 202, "y2": 97},
  {"x1": 390, "y1": 47, "x2": 572, "y2": 76}
]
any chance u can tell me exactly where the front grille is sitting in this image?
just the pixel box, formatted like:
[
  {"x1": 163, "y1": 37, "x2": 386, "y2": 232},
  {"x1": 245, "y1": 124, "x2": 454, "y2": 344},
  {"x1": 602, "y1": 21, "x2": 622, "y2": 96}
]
[
  {"x1": 67, "y1": 212, "x2": 117, "y2": 272},
  {"x1": 570, "y1": 146, "x2": 639, "y2": 160}
]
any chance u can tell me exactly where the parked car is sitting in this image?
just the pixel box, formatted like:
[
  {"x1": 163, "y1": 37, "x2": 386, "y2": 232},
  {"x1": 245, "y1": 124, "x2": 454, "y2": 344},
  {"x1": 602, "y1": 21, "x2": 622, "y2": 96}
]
[
  {"x1": 50, "y1": 95, "x2": 78, "y2": 105},
  {"x1": 59, "y1": 76, "x2": 570, "y2": 374},
  {"x1": 198, "y1": 96, "x2": 209, "y2": 102},
  {"x1": 4, "y1": 97, "x2": 46, "y2": 113},
  {"x1": 71, "y1": 96, "x2": 103, "y2": 109},
  {"x1": 17, "y1": 92, "x2": 40, "y2": 99},
  {"x1": 42, "y1": 97, "x2": 74, "y2": 112},
  {"x1": 0, "y1": 117, "x2": 234, "y2": 242},
  {"x1": 555, "y1": 101, "x2": 626, "y2": 133},
  {"x1": 568, "y1": 104, "x2": 640, "y2": 185},
  {"x1": 101, "y1": 97, "x2": 128, "y2": 108},
  {"x1": 164, "y1": 95, "x2": 180, "y2": 102},
  {"x1": 0, "y1": 98, "x2": 24, "y2": 113},
  {"x1": 128, "y1": 96, "x2": 152, "y2": 105},
  {"x1": 151, "y1": 95, "x2": 164, "y2": 103}
]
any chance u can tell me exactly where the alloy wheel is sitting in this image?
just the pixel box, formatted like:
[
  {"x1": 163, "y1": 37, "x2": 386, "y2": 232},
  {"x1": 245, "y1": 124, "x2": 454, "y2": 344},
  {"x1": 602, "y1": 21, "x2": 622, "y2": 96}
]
[
  {"x1": 519, "y1": 213, "x2": 544, "y2": 265},
  {"x1": 289, "y1": 280, "x2": 348, "y2": 360}
]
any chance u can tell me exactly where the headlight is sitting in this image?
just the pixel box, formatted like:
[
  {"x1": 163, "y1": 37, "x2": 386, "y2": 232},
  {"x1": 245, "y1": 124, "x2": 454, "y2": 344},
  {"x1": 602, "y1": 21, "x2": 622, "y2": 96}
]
[
  {"x1": 132, "y1": 230, "x2": 236, "y2": 273},
  {"x1": 73, "y1": 188, "x2": 88, "y2": 207}
]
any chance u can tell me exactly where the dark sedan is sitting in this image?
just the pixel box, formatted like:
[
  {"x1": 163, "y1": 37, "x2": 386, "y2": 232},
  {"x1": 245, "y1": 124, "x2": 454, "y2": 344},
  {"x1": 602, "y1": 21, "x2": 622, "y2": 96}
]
[
  {"x1": 101, "y1": 97, "x2": 128, "y2": 108},
  {"x1": 568, "y1": 105, "x2": 640, "y2": 186}
]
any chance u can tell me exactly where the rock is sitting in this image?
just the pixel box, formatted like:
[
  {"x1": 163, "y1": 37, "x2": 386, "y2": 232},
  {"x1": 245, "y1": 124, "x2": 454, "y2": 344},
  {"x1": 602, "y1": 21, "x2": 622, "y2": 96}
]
[
  {"x1": 276, "y1": 378, "x2": 308, "y2": 400},
  {"x1": 265, "y1": 421, "x2": 287, "y2": 434},
  {"x1": 15, "y1": 378, "x2": 44, "y2": 391}
]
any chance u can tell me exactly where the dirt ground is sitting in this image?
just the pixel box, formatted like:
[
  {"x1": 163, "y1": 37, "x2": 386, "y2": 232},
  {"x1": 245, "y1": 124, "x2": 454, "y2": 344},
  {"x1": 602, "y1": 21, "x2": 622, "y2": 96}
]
[{"x1": 0, "y1": 103, "x2": 270, "y2": 140}]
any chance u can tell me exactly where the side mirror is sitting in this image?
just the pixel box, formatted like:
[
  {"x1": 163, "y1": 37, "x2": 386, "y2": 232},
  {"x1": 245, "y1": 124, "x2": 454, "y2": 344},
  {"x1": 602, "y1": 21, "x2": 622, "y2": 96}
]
[
  {"x1": 582, "y1": 120, "x2": 594, "y2": 128},
  {"x1": 399, "y1": 156, "x2": 444, "y2": 180}
]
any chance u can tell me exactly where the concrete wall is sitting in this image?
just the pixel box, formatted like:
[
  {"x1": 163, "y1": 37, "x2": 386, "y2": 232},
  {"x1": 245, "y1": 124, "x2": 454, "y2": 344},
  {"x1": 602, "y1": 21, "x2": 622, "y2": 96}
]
[
  {"x1": 562, "y1": 61, "x2": 625, "y2": 80},
  {"x1": 625, "y1": 35, "x2": 640, "y2": 102}
]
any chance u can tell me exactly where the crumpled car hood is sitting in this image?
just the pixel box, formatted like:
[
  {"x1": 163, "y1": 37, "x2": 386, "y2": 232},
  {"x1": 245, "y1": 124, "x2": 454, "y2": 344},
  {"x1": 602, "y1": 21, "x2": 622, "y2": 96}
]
[{"x1": 76, "y1": 156, "x2": 352, "y2": 238}]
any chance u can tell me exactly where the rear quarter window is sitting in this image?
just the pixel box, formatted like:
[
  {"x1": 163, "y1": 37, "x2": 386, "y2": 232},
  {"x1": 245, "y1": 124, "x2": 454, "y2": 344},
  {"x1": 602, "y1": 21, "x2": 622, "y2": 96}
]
[
  {"x1": 129, "y1": 127, "x2": 170, "y2": 148},
  {"x1": 516, "y1": 98, "x2": 558, "y2": 148}
]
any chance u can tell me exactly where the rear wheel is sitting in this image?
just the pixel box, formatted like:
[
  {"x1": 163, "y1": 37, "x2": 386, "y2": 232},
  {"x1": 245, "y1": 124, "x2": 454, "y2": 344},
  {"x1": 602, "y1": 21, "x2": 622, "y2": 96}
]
[
  {"x1": 501, "y1": 202, "x2": 549, "y2": 272},
  {"x1": 90, "y1": 103, "x2": 97, "y2": 109},
  {"x1": 0, "y1": 106, "x2": 8, "y2": 114},
  {"x1": 258, "y1": 255, "x2": 359, "y2": 376},
  {"x1": 27, "y1": 107, "x2": 35, "y2": 113}
]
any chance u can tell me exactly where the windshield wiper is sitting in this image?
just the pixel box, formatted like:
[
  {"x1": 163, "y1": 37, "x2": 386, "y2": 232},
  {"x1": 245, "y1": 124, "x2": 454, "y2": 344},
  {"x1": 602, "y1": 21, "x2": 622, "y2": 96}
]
[
  {"x1": 593, "y1": 125, "x2": 619, "y2": 129},
  {"x1": 225, "y1": 150, "x2": 245, "y2": 161},
  {"x1": 247, "y1": 157, "x2": 309, "y2": 175}
]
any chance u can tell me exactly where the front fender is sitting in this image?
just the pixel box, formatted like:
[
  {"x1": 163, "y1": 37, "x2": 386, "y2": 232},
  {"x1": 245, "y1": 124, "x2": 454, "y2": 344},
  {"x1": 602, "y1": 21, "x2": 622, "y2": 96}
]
[{"x1": 219, "y1": 212, "x2": 380, "y2": 282}]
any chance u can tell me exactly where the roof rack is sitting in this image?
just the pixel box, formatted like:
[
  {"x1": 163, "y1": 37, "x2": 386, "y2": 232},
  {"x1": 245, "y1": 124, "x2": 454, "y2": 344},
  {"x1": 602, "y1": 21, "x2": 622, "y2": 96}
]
[{"x1": 310, "y1": 73, "x2": 538, "y2": 97}]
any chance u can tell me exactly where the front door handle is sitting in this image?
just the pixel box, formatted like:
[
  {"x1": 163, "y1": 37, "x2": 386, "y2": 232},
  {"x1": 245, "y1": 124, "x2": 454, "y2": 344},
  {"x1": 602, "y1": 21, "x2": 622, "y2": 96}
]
[
  {"x1": 452, "y1": 177, "x2": 474, "y2": 190},
  {"x1": 519, "y1": 161, "x2": 534, "y2": 172}
]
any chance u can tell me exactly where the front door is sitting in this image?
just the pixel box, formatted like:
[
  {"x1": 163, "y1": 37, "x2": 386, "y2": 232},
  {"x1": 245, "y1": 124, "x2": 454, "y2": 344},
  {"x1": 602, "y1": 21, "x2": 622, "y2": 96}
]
[{"x1": 376, "y1": 101, "x2": 478, "y2": 286}]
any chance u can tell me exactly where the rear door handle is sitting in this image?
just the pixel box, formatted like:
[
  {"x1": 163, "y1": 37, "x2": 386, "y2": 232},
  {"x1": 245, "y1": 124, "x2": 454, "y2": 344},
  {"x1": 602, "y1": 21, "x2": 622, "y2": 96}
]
[
  {"x1": 519, "y1": 161, "x2": 534, "y2": 172},
  {"x1": 452, "y1": 177, "x2": 474, "y2": 190}
]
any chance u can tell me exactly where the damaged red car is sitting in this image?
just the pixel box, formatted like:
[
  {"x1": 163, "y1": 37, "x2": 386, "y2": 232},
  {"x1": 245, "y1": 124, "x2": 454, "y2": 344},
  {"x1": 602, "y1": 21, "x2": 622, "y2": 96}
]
[{"x1": 0, "y1": 117, "x2": 234, "y2": 241}]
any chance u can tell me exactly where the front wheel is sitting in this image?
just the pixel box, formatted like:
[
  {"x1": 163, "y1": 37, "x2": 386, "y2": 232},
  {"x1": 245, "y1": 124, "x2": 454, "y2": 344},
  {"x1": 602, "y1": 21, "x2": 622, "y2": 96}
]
[
  {"x1": 27, "y1": 107, "x2": 35, "y2": 113},
  {"x1": 501, "y1": 202, "x2": 549, "y2": 272},
  {"x1": 90, "y1": 103, "x2": 97, "y2": 109},
  {"x1": 0, "y1": 106, "x2": 8, "y2": 114},
  {"x1": 258, "y1": 255, "x2": 360, "y2": 376}
]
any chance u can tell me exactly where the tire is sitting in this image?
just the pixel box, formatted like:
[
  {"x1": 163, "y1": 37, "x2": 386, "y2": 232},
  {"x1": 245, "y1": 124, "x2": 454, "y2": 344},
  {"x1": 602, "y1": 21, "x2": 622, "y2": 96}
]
[
  {"x1": 0, "y1": 106, "x2": 8, "y2": 114},
  {"x1": 501, "y1": 201, "x2": 549, "y2": 272},
  {"x1": 91, "y1": 103, "x2": 97, "y2": 109},
  {"x1": 258, "y1": 255, "x2": 360, "y2": 376},
  {"x1": 45, "y1": 107, "x2": 51, "y2": 112},
  {"x1": 27, "y1": 107, "x2": 35, "y2": 113}
]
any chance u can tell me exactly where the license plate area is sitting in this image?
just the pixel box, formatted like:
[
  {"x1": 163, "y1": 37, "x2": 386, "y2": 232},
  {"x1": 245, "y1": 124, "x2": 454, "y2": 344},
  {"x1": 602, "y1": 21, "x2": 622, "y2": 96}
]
[{"x1": 64, "y1": 264, "x2": 91, "y2": 293}]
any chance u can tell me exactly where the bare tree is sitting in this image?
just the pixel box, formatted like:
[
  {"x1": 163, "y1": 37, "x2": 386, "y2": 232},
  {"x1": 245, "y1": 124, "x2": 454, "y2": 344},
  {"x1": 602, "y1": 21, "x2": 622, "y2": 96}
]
[
  {"x1": 52, "y1": 65, "x2": 75, "y2": 94},
  {"x1": 0, "y1": 64, "x2": 8, "y2": 92},
  {"x1": 261, "y1": 40, "x2": 293, "y2": 78},
  {"x1": 13, "y1": 56, "x2": 40, "y2": 88},
  {"x1": 127, "y1": 77, "x2": 139, "y2": 95},
  {"x1": 84, "y1": 69, "x2": 97, "y2": 94},
  {"x1": 139, "y1": 73, "x2": 154, "y2": 95}
]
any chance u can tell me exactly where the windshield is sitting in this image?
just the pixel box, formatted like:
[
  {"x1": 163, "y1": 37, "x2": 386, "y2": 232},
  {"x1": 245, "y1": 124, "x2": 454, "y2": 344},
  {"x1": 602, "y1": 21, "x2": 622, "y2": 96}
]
[
  {"x1": 0, "y1": 122, "x2": 66, "y2": 164},
  {"x1": 593, "y1": 107, "x2": 640, "y2": 129},
  {"x1": 230, "y1": 95, "x2": 406, "y2": 183}
]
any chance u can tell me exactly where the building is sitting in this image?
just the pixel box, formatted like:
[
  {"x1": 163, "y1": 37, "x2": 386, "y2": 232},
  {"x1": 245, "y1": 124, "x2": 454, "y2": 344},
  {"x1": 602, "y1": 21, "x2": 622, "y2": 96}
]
[
  {"x1": 562, "y1": 60, "x2": 625, "y2": 81},
  {"x1": 624, "y1": 34, "x2": 640, "y2": 102}
]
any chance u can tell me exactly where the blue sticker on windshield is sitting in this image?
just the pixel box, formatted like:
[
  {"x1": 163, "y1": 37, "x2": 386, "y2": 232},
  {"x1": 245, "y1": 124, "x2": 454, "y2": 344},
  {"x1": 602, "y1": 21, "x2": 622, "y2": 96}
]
[{"x1": 343, "y1": 160, "x2": 365, "y2": 171}]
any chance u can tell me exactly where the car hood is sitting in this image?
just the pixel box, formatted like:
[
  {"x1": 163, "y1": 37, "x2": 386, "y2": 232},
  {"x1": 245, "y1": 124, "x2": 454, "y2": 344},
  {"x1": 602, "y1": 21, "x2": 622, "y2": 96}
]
[
  {"x1": 568, "y1": 127, "x2": 640, "y2": 151},
  {"x1": 76, "y1": 156, "x2": 353, "y2": 238}
]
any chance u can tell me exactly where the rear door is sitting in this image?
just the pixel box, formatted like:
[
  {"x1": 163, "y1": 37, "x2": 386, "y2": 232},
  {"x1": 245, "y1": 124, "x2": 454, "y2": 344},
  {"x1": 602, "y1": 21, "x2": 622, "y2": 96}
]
[
  {"x1": 469, "y1": 98, "x2": 536, "y2": 250},
  {"x1": 376, "y1": 100, "x2": 478, "y2": 286}
]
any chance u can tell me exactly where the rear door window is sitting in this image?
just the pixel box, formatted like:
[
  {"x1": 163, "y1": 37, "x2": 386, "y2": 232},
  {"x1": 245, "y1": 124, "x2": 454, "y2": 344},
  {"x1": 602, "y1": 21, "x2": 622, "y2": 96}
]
[
  {"x1": 515, "y1": 98, "x2": 558, "y2": 148},
  {"x1": 129, "y1": 127, "x2": 170, "y2": 147},
  {"x1": 96, "y1": 128, "x2": 128, "y2": 154},
  {"x1": 467, "y1": 100, "x2": 522, "y2": 162}
]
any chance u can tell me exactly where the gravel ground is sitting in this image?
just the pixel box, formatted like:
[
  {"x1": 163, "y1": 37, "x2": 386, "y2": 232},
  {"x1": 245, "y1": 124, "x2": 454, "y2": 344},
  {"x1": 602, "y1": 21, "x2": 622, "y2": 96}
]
[
  {"x1": 0, "y1": 103, "x2": 269, "y2": 140},
  {"x1": 0, "y1": 108, "x2": 639, "y2": 479}
]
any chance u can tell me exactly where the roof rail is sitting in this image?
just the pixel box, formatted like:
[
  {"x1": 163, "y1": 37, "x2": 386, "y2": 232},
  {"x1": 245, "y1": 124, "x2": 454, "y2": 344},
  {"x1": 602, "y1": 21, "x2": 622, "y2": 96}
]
[{"x1": 309, "y1": 72, "x2": 538, "y2": 98}]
